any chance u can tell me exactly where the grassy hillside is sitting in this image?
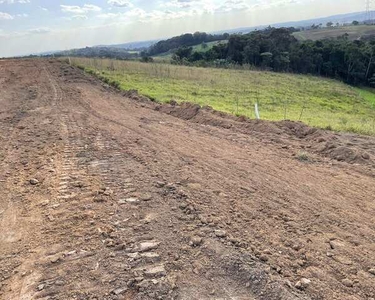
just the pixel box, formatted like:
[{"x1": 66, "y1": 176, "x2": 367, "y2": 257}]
[
  {"x1": 293, "y1": 25, "x2": 375, "y2": 41},
  {"x1": 192, "y1": 40, "x2": 228, "y2": 52},
  {"x1": 153, "y1": 40, "x2": 228, "y2": 62},
  {"x1": 69, "y1": 58, "x2": 375, "y2": 135}
]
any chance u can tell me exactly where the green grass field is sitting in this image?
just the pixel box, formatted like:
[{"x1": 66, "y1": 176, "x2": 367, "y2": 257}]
[
  {"x1": 68, "y1": 57, "x2": 375, "y2": 135},
  {"x1": 293, "y1": 25, "x2": 375, "y2": 41}
]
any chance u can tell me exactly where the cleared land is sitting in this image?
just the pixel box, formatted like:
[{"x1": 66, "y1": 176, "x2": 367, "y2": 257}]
[
  {"x1": 70, "y1": 57, "x2": 375, "y2": 135},
  {"x1": 293, "y1": 25, "x2": 375, "y2": 41},
  {"x1": 1, "y1": 58, "x2": 375, "y2": 300}
]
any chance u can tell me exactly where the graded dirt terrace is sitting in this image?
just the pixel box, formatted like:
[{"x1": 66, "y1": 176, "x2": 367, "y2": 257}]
[{"x1": 0, "y1": 59, "x2": 374, "y2": 300}]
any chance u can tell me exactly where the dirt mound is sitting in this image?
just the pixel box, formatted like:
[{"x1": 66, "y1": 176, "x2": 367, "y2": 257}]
[
  {"x1": 153, "y1": 100, "x2": 374, "y2": 166},
  {"x1": 275, "y1": 120, "x2": 320, "y2": 138},
  {"x1": 156, "y1": 101, "x2": 284, "y2": 134}
]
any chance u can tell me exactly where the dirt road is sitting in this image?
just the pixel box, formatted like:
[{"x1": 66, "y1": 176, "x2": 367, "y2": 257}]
[{"x1": 0, "y1": 59, "x2": 374, "y2": 300}]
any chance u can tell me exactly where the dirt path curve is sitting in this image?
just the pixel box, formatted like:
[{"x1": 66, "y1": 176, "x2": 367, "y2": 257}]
[{"x1": 0, "y1": 59, "x2": 374, "y2": 300}]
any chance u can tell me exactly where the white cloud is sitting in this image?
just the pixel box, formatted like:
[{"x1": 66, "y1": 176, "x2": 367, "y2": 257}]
[
  {"x1": 38, "y1": 6, "x2": 48, "y2": 12},
  {"x1": 108, "y1": 0, "x2": 133, "y2": 8},
  {"x1": 217, "y1": 0, "x2": 249, "y2": 13},
  {"x1": 71, "y1": 15, "x2": 89, "y2": 20},
  {"x1": 249, "y1": 0, "x2": 307, "y2": 10},
  {"x1": 0, "y1": 26, "x2": 51, "y2": 39},
  {"x1": 160, "y1": 0, "x2": 220, "y2": 15},
  {"x1": 16, "y1": 13, "x2": 28, "y2": 17},
  {"x1": 0, "y1": 0, "x2": 30, "y2": 3},
  {"x1": 98, "y1": 6, "x2": 211, "y2": 23},
  {"x1": 28, "y1": 27, "x2": 50, "y2": 34},
  {"x1": 162, "y1": 0, "x2": 196, "y2": 9},
  {"x1": 61, "y1": 4, "x2": 102, "y2": 15},
  {"x1": 0, "y1": 11, "x2": 13, "y2": 19}
]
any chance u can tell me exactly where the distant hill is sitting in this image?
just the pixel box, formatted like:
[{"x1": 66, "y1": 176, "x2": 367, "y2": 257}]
[
  {"x1": 153, "y1": 40, "x2": 228, "y2": 61},
  {"x1": 212, "y1": 11, "x2": 372, "y2": 35},
  {"x1": 293, "y1": 25, "x2": 375, "y2": 41},
  {"x1": 95, "y1": 40, "x2": 160, "y2": 51},
  {"x1": 35, "y1": 10, "x2": 371, "y2": 58},
  {"x1": 52, "y1": 47, "x2": 139, "y2": 60},
  {"x1": 147, "y1": 32, "x2": 229, "y2": 56}
]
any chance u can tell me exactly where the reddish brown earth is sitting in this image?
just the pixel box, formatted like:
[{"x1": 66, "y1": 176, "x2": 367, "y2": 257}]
[{"x1": 0, "y1": 59, "x2": 374, "y2": 300}]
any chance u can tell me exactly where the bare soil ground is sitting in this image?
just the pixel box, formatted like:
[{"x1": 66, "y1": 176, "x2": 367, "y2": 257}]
[{"x1": 0, "y1": 59, "x2": 374, "y2": 300}]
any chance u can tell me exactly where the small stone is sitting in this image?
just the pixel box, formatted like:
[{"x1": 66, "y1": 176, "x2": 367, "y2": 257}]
[
  {"x1": 112, "y1": 287, "x2": 127, "y2": 295},
  {"x1": 140, "y1": 194, "x2": 152, "y2": 201},
  {"x1": 30, "y1": 178, "x2": 39, "y2": 185},
  {"x1": 369, "y1": 268, "x2": 375, "y2": 275},
  {"x1": 55, "y1": 280, "x2": 64, "y2": 286},
  {"x1": 103, "y1": 189, "x2": 113, "y2": 196},
  {"x1": 329, "y1": 240, "x2": 344, "y2": 250},
  {"x1": 37, "y1": 284, "x2": 45, "y2": 291},
  {"x1": 156, "y1": 181, "x2": 166, "y2": 187},
  {"x1": 144, "y1": 265, "x2": 166, "y2": 278},
  {"x1": 190, "y1": 236, "x2": 203, "y2": 247},
  {"x1": 342, "y1": 278, "x2": 353, "y2": 287},
  {"x1": 295, "y1": 278, "x2": 311, "y2": 290},
  {"x1": 127, "y1": 252, "x2": 140, "y2": 259},
  {"x1": 259, "y1": 254, "x2": 268, "y2": 262},
  {"x1": 228, "y1": 237, "x2": 240, "y2": 244},
  {"x1": 362, "y1": 153, "x2": 370, "y2": 160},
  {"x1": 138, "y1": 241, "x2": 160, "y2": 252},
  {"x1": 215, "y1": 230, "x2": 227, "y2": 238},
  {"x1": 119, "y1": 198, "x2": 139, "y2": 204},
  {"x1": 40, "y1": 200, "x2": 50, "y2": 206},
  {"x1": 50, "y1": 256, "x2": 61, "y2": 263},
  {"x1": 73, "y1": 182, "x2": 84, "y2": 188},
  {"x1": 292, "y1": 244, "x2": 301, "y2": 251},
  {"x1": 140, "y1": 252, "x2": 160, "y2": 262}
]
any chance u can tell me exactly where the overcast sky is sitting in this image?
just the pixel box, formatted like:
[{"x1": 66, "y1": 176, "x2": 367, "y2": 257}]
[{"x1": 0, "y1": 0, "x2": 366, "y2": 57}]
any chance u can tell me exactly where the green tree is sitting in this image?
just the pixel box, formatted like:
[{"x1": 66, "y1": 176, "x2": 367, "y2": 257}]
[
  {"x1": 261, "y1": 52, "x2": 273, "y2": 69},
  {"x1": 174, "y1": 46, "x2": 193, "y2": 59},
  {"x1": 352, "y1": 20, "x2": 359, "y2": 26}
]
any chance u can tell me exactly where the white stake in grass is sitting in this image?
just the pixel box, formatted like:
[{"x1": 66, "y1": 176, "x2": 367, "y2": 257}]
[{"x1": 255, "y1": 102, "x2": 260, "y2": 120}]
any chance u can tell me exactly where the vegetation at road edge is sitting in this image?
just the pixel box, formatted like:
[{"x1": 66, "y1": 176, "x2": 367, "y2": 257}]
[{"x1": 68, "y1": 57, "x2": 375, "y2": 135}]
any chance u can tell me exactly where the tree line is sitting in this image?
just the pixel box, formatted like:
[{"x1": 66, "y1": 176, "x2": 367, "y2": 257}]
[
  {"x1": 54, "y1": 47, "x2": 138, "y2": 60},
  {"x1": 147, "y1": 32, "x2": 230, "y2": 56},
  {"x1": 170, "y1": 27, "x2": 375, "y2": 86}
]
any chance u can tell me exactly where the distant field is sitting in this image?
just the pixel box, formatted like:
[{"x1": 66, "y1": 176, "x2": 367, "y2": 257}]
[
  {"x1": 191, "y1": 40, "x2": 228, "y2": 52},
  {"x1": 293, "y1": 25, "x2": 375, "y2": 41},
  {"x1": 152, "y1": 40, "x2": 228, "y2": 62},
  {"x1": 69, "y1": 57, "x2": 375, "y2": 135}
]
